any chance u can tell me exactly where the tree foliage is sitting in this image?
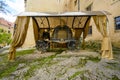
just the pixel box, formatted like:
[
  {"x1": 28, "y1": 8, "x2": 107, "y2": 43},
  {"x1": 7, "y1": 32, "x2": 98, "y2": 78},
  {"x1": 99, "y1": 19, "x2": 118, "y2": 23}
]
[{"x1": 0, "y1": 28, "x2": 11, "y2": 46}]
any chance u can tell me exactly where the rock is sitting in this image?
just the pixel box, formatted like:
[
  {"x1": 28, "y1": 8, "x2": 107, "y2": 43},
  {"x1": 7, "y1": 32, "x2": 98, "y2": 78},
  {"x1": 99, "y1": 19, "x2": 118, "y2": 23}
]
[{"x1": 16, "y1": 63, "x2": 26, "y2": 70}]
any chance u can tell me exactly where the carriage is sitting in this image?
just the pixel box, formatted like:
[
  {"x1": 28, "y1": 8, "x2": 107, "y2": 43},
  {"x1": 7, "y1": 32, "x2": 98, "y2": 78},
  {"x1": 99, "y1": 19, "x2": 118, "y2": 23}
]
[{"x1": 31, "y1": 12, "x2": 91, "y2": 51}]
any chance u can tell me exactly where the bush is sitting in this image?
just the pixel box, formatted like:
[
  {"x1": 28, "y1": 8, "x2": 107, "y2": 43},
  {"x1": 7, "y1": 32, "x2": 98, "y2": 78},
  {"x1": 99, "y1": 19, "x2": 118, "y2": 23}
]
[
  {"x1": 85, "y1": 40, "x2": 101, "y2": 52},
  {"x1": 112, "y1": 41, "x2": 120, "y2": 48},
  {"x1": 0, "y1": 28, "x2": 12, "y2": 46}
]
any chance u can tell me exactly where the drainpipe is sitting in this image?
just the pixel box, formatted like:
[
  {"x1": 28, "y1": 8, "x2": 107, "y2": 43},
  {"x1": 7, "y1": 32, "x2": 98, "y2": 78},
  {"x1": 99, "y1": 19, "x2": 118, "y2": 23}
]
[
  {"x1": 78, "y1": 0, "x2": 80, "y2": 11},
  {"x1": 57, "y1": 0, "x2": 61, "y2": 14}
]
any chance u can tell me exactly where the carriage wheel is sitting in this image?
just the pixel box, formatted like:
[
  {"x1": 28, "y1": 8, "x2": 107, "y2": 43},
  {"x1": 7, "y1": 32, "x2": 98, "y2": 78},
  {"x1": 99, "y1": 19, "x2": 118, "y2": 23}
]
[
  {"x1": 36, "y1": 40, "x2": 49, "y2": 52},
  {"x1": 67, "y1": 41, "x2": 76, "y2": 50}
]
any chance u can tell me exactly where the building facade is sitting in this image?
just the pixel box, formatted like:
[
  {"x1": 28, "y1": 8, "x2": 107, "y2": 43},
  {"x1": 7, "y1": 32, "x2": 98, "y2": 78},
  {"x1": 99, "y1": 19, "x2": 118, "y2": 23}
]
[
  {"x1": 79, "y1": 0, "x2": 120, "y2": 43},
  {"x1": 0, "y1": 18, "x2": 13, "y2": 34}
]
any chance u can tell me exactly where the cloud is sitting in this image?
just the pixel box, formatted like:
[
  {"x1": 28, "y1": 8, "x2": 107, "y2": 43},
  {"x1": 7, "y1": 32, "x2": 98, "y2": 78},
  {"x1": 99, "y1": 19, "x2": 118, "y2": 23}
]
[
  {"x1": 0, "y1": 0, "x2": 25, "y2": 22},
  {"x1": 6, "y1": 0, "x2": 25, "y2": 14}
]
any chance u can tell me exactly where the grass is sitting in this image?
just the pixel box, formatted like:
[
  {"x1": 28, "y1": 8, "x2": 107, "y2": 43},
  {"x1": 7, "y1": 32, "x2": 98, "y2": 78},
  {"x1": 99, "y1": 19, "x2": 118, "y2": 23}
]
[
  {"x1": 24, "y1": 49, "x2": 63, "y2": 79},
  {"x1": 105, "y1": 62, "x2": 120, "y2": 70},
  {"x1": 0, "y1": 63, "x2": 18, "y2": 78},
  {"x1": 113, "y1": 47, "x2": 120, "y2": 54},
  {"x1": 112, "y1": 42, "x2": 120, "y2": 49},
  {"x1": 68, "y1": 70, "x2": 86, "y2": 80},
  {"x1": 87, "y1": 56, "x2": 101, "y2": 62},
  {"x1": 0, "y1": 49, "x2": 35, "y2": 79},
  {"x1": 0, "y1": 48, "x2": 64, "y2": 79},
  {"x1": 0, "y1": 46, "x2": 119, "y2": 79},
  {"x1": 16, "y1": 49, "x2": 35, "y2": 56},
  {"x1": 112, "y1": 75, "x2": 119, "y2": 80},
  {"x1": 84, "y1": 40, "x2": 101, "y2": 52}
]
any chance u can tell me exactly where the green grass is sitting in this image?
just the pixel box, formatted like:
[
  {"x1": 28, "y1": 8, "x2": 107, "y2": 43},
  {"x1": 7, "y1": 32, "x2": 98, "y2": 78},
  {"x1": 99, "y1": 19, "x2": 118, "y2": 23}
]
[
  {"x1": 0, "y1": 49, "x2": 35, "y2": 79},
  {"x1": 16, "y1": 49, "x2": 35, "y2": 56},
  {"x1": 68, "y1": 71, "x2": 85, "y2": 80},
  {"x1": 84, "y1": 40, "x2": 101, "y2": 52},
  {"x1": 106, "y1": 62, "x2": 120, "y2": 70},
  {"x1": 112, "y1": 75, "x2": 119, "y2": 80},
  {"x1": 0, "y1": 48, "x2": 64, "y2": 79},
  {"x1": 0, "y1": 62, "x2": 18, "y2": 78},
  {"x1": 0, "y1": 47, "x2": 120, "y2": 80},
  {"x1": 87, "y1": 56, "x2": 101, "y2": 62},
  {"x1": 24, "y1": 49, "x2": 63, "y2": 79},
  {"x1": 24, "y1": 56, "x2": 56, "y2": 79},
  {"x1": 113, "y1": 47, "x2": 120, "y2": 55}
]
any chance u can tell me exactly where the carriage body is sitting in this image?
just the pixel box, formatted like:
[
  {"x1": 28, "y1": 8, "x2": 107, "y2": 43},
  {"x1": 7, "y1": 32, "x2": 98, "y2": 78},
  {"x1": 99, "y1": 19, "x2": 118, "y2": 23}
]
[{"x1": 36, "y1": 25, "x2": 77, "y2": 51}]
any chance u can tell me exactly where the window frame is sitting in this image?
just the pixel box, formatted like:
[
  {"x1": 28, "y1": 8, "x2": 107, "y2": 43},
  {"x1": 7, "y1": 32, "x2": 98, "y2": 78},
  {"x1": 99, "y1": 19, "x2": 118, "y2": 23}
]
[
  {"x1": 114, "y1": 16, "x2": 120, "y2": 30},
  {"x1": 88, "y1": 26, "x2": 92, "y2": 35}
]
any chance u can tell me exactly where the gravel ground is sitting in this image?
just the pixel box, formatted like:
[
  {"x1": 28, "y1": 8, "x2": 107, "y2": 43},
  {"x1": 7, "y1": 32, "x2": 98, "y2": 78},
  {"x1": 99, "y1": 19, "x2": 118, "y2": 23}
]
[{"x1": 1, "y1": 50, "x2": 120, "y2": 80}]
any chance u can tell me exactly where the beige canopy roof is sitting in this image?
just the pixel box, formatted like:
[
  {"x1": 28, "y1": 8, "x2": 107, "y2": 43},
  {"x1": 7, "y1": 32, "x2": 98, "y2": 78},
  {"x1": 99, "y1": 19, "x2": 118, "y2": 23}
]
[
  {"x1": 15, "y1": 11, "x2": 110, "y2": 29},
  {"x1": 8, "y1": 11, "x2": 113, "y2": 61},
  {"x1": 17, "y1": 11, "x2": 110, "y2": 16}
]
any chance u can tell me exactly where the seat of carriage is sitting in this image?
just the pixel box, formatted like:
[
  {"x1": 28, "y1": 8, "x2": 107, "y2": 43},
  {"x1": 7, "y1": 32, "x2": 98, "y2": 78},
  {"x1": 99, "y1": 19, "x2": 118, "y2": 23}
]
[
  {"x1": 51, "y1": 25, "x2": 73, "y2": 41},
  {"x1": 51, "y1": 25, "x2": 76, "y2": 49}
]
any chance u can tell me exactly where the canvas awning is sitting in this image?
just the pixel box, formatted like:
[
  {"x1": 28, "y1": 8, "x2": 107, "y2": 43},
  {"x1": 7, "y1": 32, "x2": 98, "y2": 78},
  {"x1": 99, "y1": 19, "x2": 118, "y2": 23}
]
[
  {"x1": 17, "y1": 11, "x2": 111, "y2": 16},
  {"x1": 8, "y1": 11, "x2": 113, "y2": 61}
]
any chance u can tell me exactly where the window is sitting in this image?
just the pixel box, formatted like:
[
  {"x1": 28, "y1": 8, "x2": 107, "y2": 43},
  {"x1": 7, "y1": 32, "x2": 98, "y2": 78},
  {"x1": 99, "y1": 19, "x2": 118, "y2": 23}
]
[
  {"x1": 88, "y1": 26, "x2": 92, "y2": 34},
  {"x1": 8, "y1": 30, "x2": 10, "y2": 33},
  {"x1": 115, "y1": 16, "x2": 120, "y2": 30}
]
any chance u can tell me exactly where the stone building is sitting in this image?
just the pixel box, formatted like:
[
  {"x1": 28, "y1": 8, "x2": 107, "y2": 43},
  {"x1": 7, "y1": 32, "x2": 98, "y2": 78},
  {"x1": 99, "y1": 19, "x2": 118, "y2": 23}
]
[
  {"x1": 79, "y1": 0, "x2": 120, "y2": 44},
  {"x1": 23, "y1": 0, "x2": 120, "y2": 47},
  {"x1": 0, "y1": 18, "x2": 13, "y2": 34}
]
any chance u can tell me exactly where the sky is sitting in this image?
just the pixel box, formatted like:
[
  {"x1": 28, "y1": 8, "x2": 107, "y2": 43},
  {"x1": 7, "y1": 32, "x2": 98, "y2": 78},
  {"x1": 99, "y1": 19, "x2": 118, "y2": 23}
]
[{"x1": 0, "y1": 0, "x2": 25, "y2": 22}]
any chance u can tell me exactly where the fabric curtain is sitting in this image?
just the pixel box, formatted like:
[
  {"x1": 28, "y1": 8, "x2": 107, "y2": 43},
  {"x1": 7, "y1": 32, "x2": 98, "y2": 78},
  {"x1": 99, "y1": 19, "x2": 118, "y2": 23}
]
[
  {"x1": 93, "y1": 16, "x2": 113, "y2": 59},
  {"x1": 8, "y1": 16, "x2": 30, "y2": 60},
  {"x1": 32, "y1": 17, "x2": 39, "y2": 42},
  {"x1": 83, "y1": 18, "x2": 91, "y2": 39},
  {"x1": 82, "y1": 18, "x2": 91, "y2": 49},
  {"x1": 75, "y1": 29, "x2": 83, "y2": 40}
]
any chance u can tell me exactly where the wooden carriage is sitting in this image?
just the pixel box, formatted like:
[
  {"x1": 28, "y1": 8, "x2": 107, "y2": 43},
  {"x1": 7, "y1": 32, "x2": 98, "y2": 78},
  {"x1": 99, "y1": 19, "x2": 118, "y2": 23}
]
[{"x1": 32, "y1": 12, "x2": 90, "y2": 51}]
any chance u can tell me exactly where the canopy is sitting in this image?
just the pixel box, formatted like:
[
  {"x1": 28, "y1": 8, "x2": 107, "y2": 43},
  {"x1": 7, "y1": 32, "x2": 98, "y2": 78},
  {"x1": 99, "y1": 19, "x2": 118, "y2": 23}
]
[
  {"x1": 17, "y1": 11, "x2": 111, "y2": 16},
  {"x1": 8, "y1": 11, "x2": 113, "y2": 60}
]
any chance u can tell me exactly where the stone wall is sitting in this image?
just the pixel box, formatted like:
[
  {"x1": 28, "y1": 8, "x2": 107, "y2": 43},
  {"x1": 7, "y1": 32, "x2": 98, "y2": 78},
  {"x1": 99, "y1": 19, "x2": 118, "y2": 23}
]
[{"x1": 80, "y1": 0, "x2": 120, "y2": 42}]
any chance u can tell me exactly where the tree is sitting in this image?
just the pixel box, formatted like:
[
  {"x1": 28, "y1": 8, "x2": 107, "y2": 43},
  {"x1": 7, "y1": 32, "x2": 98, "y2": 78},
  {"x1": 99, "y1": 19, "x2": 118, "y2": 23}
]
[{"x1": 0, "y1": 28, "x2": 12, "y2": 46}]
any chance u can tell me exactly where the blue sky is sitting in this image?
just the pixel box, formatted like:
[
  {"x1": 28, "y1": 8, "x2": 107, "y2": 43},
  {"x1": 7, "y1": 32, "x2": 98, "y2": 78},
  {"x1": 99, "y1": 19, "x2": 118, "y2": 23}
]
[{"x1": 0, "y1": 0, "x2": 25, "y2": 22}]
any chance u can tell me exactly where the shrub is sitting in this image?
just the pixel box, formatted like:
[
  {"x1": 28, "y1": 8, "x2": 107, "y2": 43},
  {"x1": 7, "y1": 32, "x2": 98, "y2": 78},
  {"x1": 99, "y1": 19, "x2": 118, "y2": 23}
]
[
  {"x1": 0, "y1": 28, "x2": 12, "y2": 46},
  {"x1": 85, "y1": 40, "x2": 101, "y2": 52}
]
